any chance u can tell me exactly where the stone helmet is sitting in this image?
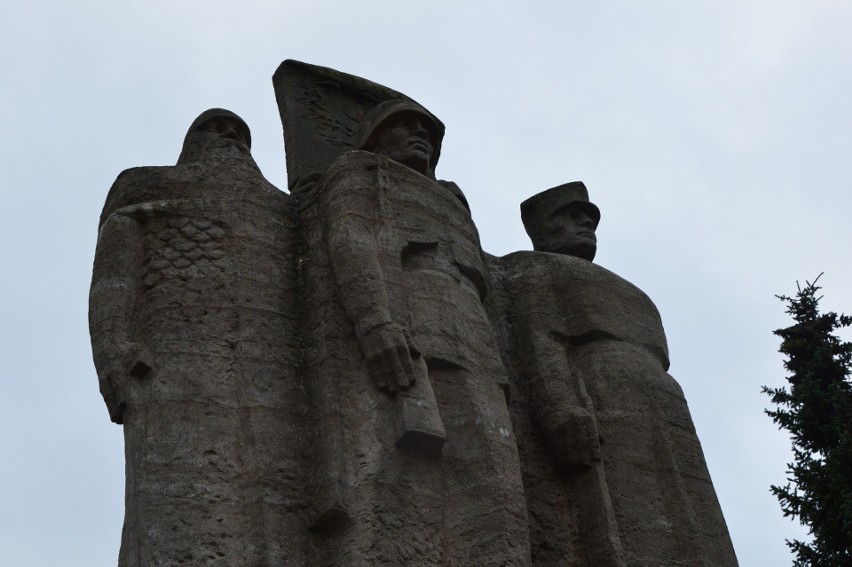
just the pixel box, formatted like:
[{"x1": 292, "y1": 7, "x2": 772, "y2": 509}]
[
  {"x1": 186, "y1": 108, "x2": 251, "y2": 148},
  {"x1": 177, "y1": 108, "x2": 252, "y2": 165},
  {"x1": 353, "y1": 99, "x2": 445, "y2": 175},
  {"x1": 521, "y1": 181, "x2": 601, "y2": 240}
]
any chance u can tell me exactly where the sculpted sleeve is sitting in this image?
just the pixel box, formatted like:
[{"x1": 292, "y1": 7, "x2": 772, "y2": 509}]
[
  {"x1": 89, "y1": 171, "x2": 156, "y2": 423},
  {"x1": 318, "y1": 151, "x2": 420, "y2": 392}
]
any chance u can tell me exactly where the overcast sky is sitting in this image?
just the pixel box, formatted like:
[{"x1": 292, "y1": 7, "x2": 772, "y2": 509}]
[{"x1": 2, "y1": 1, "x2": 851, "y2": 565}]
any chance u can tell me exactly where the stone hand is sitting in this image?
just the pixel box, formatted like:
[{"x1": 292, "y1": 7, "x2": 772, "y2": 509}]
[
  {"x1": 547, "y1": 409, "x2": 603, "y2": 472},
  {"x1": 118, "y1": 341, "x2": 153, "y2": 378},
  {"x1": 360, "y1": 324, "x2": 419, "y2": 393},
  {"x1": 99, "y1": 341, "x2": 152, "y2": 423}
]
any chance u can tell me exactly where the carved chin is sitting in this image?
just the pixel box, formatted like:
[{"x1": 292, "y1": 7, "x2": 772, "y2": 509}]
[
  {"x1": 388, "y1": 154, "x2": 430, "y2": 175},
  {"x1": 572, "y1": 242, "x2": 597, "y2": 261}
]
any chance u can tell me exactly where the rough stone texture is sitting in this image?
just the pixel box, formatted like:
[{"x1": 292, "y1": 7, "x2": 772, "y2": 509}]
[
  {"x1": 276, "y1": 63, "x2": 530, "y2": 564},
  {"x1": 91, "y1": 63, "x2": 739, "y2": 566},
  {"x1": 488, "y1": 182, "x2": 739, "y2": 566},
  {"x1": 90, "y1": 109, "x2": 309, "y2": 565},
  {"x1": 293, "y1": 150, "x2": 529, "y2": 565},
  {"x1": 272, "y1": 60, "x2": 436, "y2": 192}
]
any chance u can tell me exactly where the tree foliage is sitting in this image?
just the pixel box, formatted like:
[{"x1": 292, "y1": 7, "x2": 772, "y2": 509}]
[{"x1": 763, "y1": 274, "x2": 852, "y2": 566}]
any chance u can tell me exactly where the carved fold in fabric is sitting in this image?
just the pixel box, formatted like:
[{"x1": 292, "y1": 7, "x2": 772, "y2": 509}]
[{"x1": 90, "y1": 61, "x2": 738, "y2": 567}]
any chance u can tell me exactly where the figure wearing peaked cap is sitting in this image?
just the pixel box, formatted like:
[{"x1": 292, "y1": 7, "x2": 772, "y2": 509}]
[
  {"x1": 521, "y1": 181, "x2": 600, "y2": 261},
  {"x1": 90, "y1": 109, "x2": 307, "y2": 566},
  {"x1": 489, "y1": 182, "x2": 739, "y2": 566}
]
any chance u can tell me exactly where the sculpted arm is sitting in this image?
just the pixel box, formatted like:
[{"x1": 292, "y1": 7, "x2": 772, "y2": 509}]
[
  {"x1": 321, "y1": 168, "x2": 418, "y2": 392},
  {"x1": 513, "y1": 294, "x2": 602, "y2": 471},
  {"x1": 89, "y1": 204, "x2": 152, "y2": 423}
]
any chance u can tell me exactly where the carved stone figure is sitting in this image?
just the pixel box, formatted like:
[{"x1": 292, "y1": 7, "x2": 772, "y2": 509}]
[
  {"x1": 276, "y1": 61, "x2": 530, "y2": 562},
  {"x1": 90, "y1": 109, "x2": 308, "y2": 565},
  {"x1": 489, "y1": 182, "x2": 739, "y2": 566},
  {"x1": 91, "y1": 61, "x2": 739, "y2": 566}
]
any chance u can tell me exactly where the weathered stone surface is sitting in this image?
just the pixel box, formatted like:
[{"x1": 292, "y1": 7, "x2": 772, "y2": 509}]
[
  {"x1": 90, "y1": 109, "x2": 308, "y2": 565},
  {"x1": 272, "y1": 60, "x2": 433, "y2": 190},
  {"x1": 276, "y1": 63, "x2": 530, "y2": 564},
  {"x1": 91, "y1": 62, "x2": 738, "y2": 566},
  {"x1": 488, "y1": 182, "x2": 739, "y2": 566},
  {"x1": 295, "y1": 149, "x2": 530, "y2": 565}
]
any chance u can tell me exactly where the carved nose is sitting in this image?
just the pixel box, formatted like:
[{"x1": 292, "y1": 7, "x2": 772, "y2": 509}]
[
  {"x1": 222, "y1": 127, "x2": 244, "y2": 143},
  {"x1": 573, "y1": 210, "x2": 595, "y2": 228},
  {"x1": 410, "y1": 120, "x2": 429, "y2": 135}
]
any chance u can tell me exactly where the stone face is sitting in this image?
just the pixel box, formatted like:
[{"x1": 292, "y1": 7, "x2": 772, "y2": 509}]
[
  {"x1": 90, "y1": 109, "x2": 308, "y2": 565},
  {"x1": 91, "y1": 64, "x2": 738, "y2": 566},
  {"x1": 520, "y1": 181, "x2": 600, "y2": 262}
]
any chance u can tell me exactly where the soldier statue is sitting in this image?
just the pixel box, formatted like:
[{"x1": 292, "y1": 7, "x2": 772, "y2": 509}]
[{"x1": 490, "y1": 182, "x2": 738, "y2": 565}]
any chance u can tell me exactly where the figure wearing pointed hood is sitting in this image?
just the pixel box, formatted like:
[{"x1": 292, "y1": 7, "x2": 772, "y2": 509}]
[
  {"x1": 177, "y1": 108, "x2": 252, "y2": 165},
  {"x1": 90, "y1": 109, "x2": 306, "y2": 566}
]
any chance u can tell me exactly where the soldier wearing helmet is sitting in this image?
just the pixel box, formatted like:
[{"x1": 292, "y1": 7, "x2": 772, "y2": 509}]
[
  {"x1": 302, "y1": 99, "x2": 530, "y2": 565},
  {"x1": 353, "y1": 100, "x2": 442, "y2": 177},
  {"x1": 491, "y1": 182, "x2": 738, "y2": 565}
]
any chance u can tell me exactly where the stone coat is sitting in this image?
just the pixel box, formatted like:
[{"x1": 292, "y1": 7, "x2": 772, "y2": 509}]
[
  {"x1": 90, "y1": 151, "x2": 307, "y2": 566},
  {"x1": 491, "y1": 251, "x2": 738, "y2": 567},
  {"x1": 297, "y1": 150, "x2": 531, "y2": 566}
]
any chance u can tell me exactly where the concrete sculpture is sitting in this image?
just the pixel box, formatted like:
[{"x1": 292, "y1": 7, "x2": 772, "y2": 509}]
[
  {"x1": 489, "y1": 182, "x2": 738, "y2": 565},
  {"x1": 90, "y1": 61, "x2": 738, "y2": 566},
  {"x1": 275, "y1": 61, "x2": 529, "y2": 564}
]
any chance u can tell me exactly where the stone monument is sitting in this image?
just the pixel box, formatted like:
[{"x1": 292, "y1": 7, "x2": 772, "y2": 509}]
[
  {"x1": 274, "y1": 61, "x2": 528, "y2": 565},
  {"x1": 488, "y1": 182, "x2": 739, "y2": 565},
  {"x1": 90, "y1": 60, "x2": 738, "y2": 566}
]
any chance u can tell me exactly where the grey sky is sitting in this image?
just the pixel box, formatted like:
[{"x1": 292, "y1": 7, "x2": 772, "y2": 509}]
[{"x1": 2, "y1": 1, "x2": 850, "y2": 565}]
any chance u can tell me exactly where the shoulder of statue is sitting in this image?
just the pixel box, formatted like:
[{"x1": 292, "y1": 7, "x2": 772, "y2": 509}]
[
  {"x1": 497, "y1": 250, "x2": 539, "y2": 267},
  {"x1": 587, "y1": 261, "x2": 653, "y2": 298},
  {"x1": 436, "y1": 180, "x2": 470, "y2": 212},
  {"x1": 538, "y1": 257, "x2": 654, "y2": 300},
  {"x1": 327, "y1": 149, "x2": 385, "y2": 171},
  {"x1": 318, "y1": 150, "x2": 388, "y2": 185},
  {"x1": 501, "y1": 249, "x2": 588, "y2": 270},
  {"x1": 99, "y1": 165, "x2": 177, "y2": 229}
]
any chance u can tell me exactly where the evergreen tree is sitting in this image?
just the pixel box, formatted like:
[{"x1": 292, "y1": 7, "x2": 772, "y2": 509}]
[{"x1": 763, "y1": 274, "x2": 852, "y2": 566}]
